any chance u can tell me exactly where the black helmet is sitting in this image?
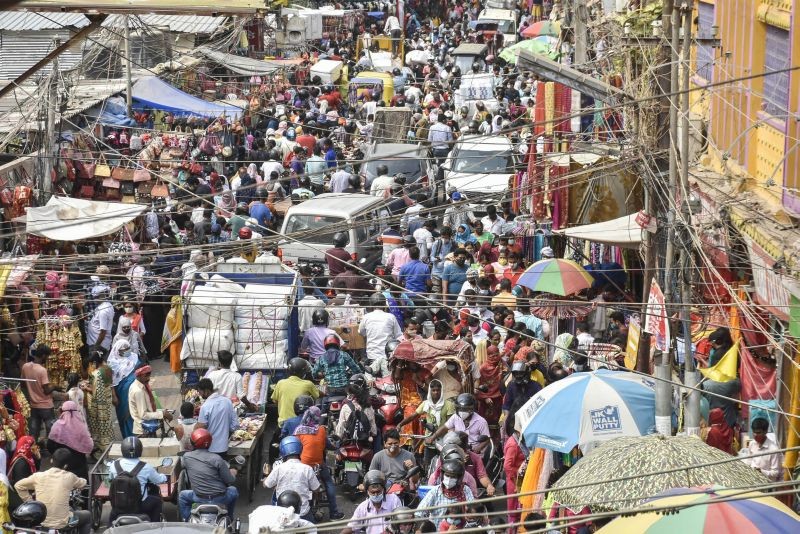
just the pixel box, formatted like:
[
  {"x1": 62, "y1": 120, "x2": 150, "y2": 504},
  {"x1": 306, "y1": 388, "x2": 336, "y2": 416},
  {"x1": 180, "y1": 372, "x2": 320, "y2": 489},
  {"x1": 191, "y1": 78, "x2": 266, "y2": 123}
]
[
  {"x1": 395, "y1": 96, "x2": 406, "y2": 107},
  {"x1": 440, "y1": 443, "x2": 466, "y2": 463},
  {"x1": 311, "y1": 309, "x2": 329, "y2": 327},
  {"x1": 441, "y1": 431, "x2": 462, "y2": 448},
  {"x1": 455, "y1": 393, "x2": 476, "y2": 410},
  {"x1": 269, "y1": 149, "x2": 281, "y2": 161},
  {"x1": 121, "y1": 436, "x2": 143, "y2": 459},
  {"x1": 276, "y1": 490, "x2": 302, "y2": 514},
  {"x1": 393, "y1": 67, "x2": 402, "y2": 76},
  {"x1": 348, "y1": 174, "x2": 361, "y2": 189},
  {"x1": 402, "y1": 235, "x2": 416, "y2": 246},
  {"x1": 364, "y1": 469, "x2": 386, "y2": 489},
  {"x1": 294, "y1": 394, "x2": 315, "y2": 415},
  {"x1": 12, "y1": 501, "x2": 47, "y2": 528},
  {"x1": 333, "y1": 232, "x2": 349, "y2": 248},
  {"x1": 349, "y1": 373, "x2": 368, "y2": 391},
  {"x1": 288, "y1": 357, "x2": 310, "y2": 378},
  {"x1": 368, "y1": 293, "x2": 386, "y2": 309},
  {"x1": 468, "y1": 120, "x2": 480, "y2": 132},
  {"x1": 442, "y1": 458, "x2": 466, "y2": 479},
  {"x1": 376, "y1": 164, "x2": 389, "y2": 176},
  {"x1": 472, "y1": 61, "x2": 481, "y2": 73},
  {"x1": 385, "y1": 339, "x2": 400, "y2": 357},
  {"x1": 511, "y1": 361, "x2": 529, "y2": 375},
  {"x1": 390, "y1": 506, "x2": 416, "y2": 532}
]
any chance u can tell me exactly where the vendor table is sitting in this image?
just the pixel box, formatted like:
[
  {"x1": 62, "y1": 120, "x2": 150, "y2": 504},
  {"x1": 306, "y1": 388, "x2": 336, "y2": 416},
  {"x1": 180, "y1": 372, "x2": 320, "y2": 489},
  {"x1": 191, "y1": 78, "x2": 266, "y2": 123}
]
[
  {"x1": 88, "y1": 443, "x2": 181, "y2": 529},
  {"x1": 229, "y1": 413, "x2": 268, "y2": 502}
]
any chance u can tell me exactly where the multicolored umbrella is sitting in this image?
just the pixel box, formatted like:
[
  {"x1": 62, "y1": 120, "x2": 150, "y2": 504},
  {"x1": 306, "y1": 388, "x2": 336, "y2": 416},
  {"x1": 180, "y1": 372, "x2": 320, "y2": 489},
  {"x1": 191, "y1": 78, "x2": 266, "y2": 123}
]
[
  {"x1": 498, "y1": 38, "x2": 560, "y2": 64},
  {"x1": 516, "y1": 258, "x2": 594, "y2": 296},
  {"x1": 597, "y1": 486, "x2": 800, "y2": 533},
  {"x1": 515, "y1": 369, "x2": 656, "y2": 453},
  {"x1": 521, "y1": 20, "x2": 561, "y2": 38},
  {"x1": 550, "y1": 435, "x2": 771, "y2": 512}
]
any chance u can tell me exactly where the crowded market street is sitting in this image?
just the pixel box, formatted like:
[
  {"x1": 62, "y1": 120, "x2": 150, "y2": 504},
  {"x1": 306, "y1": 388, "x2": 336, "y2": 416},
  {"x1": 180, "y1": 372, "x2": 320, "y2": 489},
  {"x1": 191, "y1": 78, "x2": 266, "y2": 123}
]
[{"x1": 0, "y1": 0, "x2": 798, "y2": 533}]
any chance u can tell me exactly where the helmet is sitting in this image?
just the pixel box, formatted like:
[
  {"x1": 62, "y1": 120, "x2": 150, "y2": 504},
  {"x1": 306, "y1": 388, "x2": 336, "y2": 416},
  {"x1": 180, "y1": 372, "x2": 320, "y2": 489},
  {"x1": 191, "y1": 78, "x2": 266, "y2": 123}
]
[
  {"x1": 332, "y1": 232, "x2": 349, "y2": 248},
  {"x1": 349, "y1": 373, "x2": 368, "y2": 391},
  {"x1": 293, "y1": 394, "x2": 315, "y2": 416},
  {"x1": 395, "y1": 96, "x2": 406, "y2": 107},
  {"x1": 455, "y1": 393, "x2": 476, "y2": 410},
  {"x1": 190, "y1": 428, "x2": 212, "y2": 449},
  {"x1": 468, "y1": 120, "x2": 480, "y2": 132},
  {"x1": 393, "y1": 68, "x2": 401, "y2": 76},
  {"x1": 385, "y1": 339, "x2": 400, "y2": 357},
  {"x1": 121, "y1": 436, "x2": 143, "y2": 459},
  {"x1": 348, "y1": 174, "x2": 361, "y2": 189},
  {"x1": 511, "y1": 361, "x2": 529, "y2": 375},
  {"x1": 441, "y1": 458, "x2": 466, "y2": 479},
  {"x1": 238, "y1": 227, "x2": 253, "y2": 240},
  {"x1": 269, "y1": 149, "x2": 281, "y2": 161},
  {"x1": 324, "y1": 334, "x2": 341, "y2": 350},
  {"x1": 440, "y1": 443, "x2": 466, "y2": 463},
  {"x1": 288, "y1": 357, "x2": 310, "y2": 378},
  {"x1": 11, "y1": 501, "x2": 47, "y2": 528},
  {"x1": 369, "y1": 293, "x2": 386, "y2": 309},
  {"x1": 279, "y1": 436, "x2": 303, "y2": 458},
  {"x1": 363, "y1": 469, "x2": 386, "y2": 489},
  {"x1": 472, "y1": 61, "x2": 481, "y2": 73},
  {"x1": 402, "y1": 235, "x2": 415, "y2": 246},
  {"x1": 277, "y1": 490, "x2": 302, "y2": 514},
  {"x1": 441, "y1": 431, "x2": 463, "y2": 448},
  {"x1": 390, "y1": 506, "x2": 416, "y2": 532},
  {"x1": 312, "y1": 309, "x2": 330, "y2": 327}
]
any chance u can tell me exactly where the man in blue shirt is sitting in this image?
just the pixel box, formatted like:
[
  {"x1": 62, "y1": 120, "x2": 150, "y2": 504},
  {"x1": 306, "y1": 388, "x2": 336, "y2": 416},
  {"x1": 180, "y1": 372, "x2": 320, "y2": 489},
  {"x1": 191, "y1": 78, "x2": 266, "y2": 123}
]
[
  {"x1": 429, "y1": 226, "x2": 454, "y2": 296},
  {"x1": 399, "y1": 246, "x2": 430, "y2": 301},
  {"x1": 322, "y1": 138, "x2": 337, "y2": 169},
  {"x1": 441, "y1": 248, "x2": 469, "y2": 305},
  {"x1": 249, "y1": 194, "x2": 273, "y2": 232},
  {"x1": 195, "y1": 378, "x2": 239, "y2": 456},
  {"x1": 107, "y1": 436, "x2": 167, "y2": 523}
]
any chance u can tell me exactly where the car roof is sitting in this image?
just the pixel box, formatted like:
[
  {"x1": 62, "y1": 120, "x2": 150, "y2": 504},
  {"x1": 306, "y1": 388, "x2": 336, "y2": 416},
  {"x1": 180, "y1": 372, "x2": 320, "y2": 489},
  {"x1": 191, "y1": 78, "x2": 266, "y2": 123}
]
[
  {"x1": 455, "y1": 135, "x2": 513, "y2": 151},
  {"x1": 285, "y1": 193, "x2": 384, "y2": 217},
  {"x1": 452, "y1": 43, "x2": 488, "y2": 56},
  {"x1": 479, "y1": 8, "x2": 515, "y2": 18},
  {"x1": 368, "y1": 143, "x2": 425, "y2": 158}
]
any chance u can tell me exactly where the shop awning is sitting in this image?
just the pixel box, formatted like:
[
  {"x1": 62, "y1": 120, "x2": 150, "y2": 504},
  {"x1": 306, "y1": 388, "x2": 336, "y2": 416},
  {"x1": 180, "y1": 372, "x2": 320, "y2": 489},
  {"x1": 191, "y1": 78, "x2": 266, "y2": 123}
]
[
  {"x1": 131, "y1": 76, "x2": 242, "y2": 119},
  {"x1": 20, "y1": 197, "x2": 146, "y2": 240},
  {"x1": 193, "y1": 48, "x2": 281, "y2": 76},
  {"x1": 555, "y1": 213, "x2": 648, "y2": 249}
]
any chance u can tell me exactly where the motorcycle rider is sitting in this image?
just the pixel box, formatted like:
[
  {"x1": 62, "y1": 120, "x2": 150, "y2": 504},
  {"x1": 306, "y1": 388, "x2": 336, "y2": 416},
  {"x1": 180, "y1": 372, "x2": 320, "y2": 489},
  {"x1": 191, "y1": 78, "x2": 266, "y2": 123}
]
[
  {"x1": 503, "y1": 361, "x2": 542, "y2": 419},
  {"x1": 324, "y1": 232, "x2": 352, "y2": 279},
  {"x1": 341, "y1": 470, "x2": 402, "y2": 534},
  {"x1": 280, "y1": 394, "x2": 316, "y2": 439},
  {"x1": 368, "y1": 338, "x2": 398, "y2": 379},
  {"x1": 106, "y1": 436, "x2": 166, "y2": 523},
  {"x1": 248, "y1": 491, "x2": 316, "y2": 533},
  {"x1": 271, "y1": 358, "x2": 320, "y2": 429},
  {"x1": 264, "y1": 436, "x2": 320, "y2": 522},
  {"x1": 387, "y1": 506, "x2": 416, "y2": 534},
  {"x1": 300, "y1": 309, "x2": 339, "y2": 362},
  {"x1": 428, "y1": 393, "x2": 491, "y2": 452},
  {"x1": 293, "y1": 405, "x2": 344, "y2": 520},
  {"x1": 178, "y1": 429, "x2": 239, "y2": 521},
  {"x1": 14, "y1": 448, "x2": 92, "y2": 534},
  {"x1": 415, "y1": 459, "x2": 474, "y2": 529},
  {"x1": 335, "y1": 374, "x2": 377, "y2": 448},
  {"x1": 368, "y1": 429, "x2": 420, "y2": 488},
  {"x1": 312, "y1": 334, "x2": 362, "y2": 397},
  {"x1": 429, "y1": 433, "x2": 493, "y2": 497}
]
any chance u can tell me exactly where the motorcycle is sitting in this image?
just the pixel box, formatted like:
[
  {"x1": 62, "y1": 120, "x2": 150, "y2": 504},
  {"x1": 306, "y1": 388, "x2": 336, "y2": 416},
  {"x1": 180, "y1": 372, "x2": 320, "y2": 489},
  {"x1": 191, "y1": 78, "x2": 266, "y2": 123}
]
[
  {"x1": 182, "y1": 456, "x2": 245, "y2": 533},
  {"x1": 335, "y1": 440, "x2": 374, "y2": 498},
  {"x1": 386, "y1": 465, "x2": 423, "y2": 507},
  {"x1": 4, "y1": 501, "x2": 81, "y2": 534},
  {"x1": 373, "y1": 376, "x2": 403, "y2": 434}
]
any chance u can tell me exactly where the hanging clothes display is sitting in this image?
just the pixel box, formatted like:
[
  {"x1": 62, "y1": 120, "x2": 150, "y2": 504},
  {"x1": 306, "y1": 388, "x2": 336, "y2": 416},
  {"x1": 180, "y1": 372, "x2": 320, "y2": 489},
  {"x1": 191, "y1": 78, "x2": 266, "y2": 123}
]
[{"x1": 35, "y1": 317, "x2": 83, "y2": 388}]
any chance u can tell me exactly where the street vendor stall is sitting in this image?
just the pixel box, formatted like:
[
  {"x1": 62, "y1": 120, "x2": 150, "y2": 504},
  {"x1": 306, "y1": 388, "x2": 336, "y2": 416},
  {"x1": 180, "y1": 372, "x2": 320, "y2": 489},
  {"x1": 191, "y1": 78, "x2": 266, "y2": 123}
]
[{"x1": 228, "y1": 413, "x2": 268, "y2": 501}]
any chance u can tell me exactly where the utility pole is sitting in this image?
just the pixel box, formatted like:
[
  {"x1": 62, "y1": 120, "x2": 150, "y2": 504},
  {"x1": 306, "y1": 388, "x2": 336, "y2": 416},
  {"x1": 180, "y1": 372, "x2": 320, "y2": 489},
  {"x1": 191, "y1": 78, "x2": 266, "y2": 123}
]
[
  {"x1": 124, "y1": 15, "x2": 133, "y2": 115},
  {"x1": 41, "y1": 40, "x2": 59, "y2": 203},
  {"x1": 574, "y1": 0, "x2": 588, "y2": 65}
]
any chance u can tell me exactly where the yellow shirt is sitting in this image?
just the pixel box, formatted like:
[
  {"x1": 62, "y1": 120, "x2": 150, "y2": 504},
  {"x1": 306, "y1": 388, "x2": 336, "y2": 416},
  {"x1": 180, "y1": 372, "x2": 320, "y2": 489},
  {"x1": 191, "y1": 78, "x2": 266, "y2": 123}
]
[
  {"x1": 15, "y1": 468, "x2": 86, "y2": 529},
  {"x1": 271, "y1": 376, "x2": 320, "y2": 425},
  {"x1": 491, "y1": 292, "x2": 517, "y2": 311}
]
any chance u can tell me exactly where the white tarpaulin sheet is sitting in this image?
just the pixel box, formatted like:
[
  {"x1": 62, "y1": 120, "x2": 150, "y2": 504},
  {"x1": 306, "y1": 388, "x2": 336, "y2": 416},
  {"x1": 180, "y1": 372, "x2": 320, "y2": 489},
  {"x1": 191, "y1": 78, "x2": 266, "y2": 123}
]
[
  {"x1": 23, "y1": 197, "x2": 146, "y2": 240},
  {"x1": 555, "y1": 214, "x2": 644, "y2": 249}
]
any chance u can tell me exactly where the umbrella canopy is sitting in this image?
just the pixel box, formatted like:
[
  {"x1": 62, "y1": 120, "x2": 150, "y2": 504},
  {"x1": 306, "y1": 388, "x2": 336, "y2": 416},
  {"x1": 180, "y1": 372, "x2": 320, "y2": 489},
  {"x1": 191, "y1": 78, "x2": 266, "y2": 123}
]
[
  {"x1": 498, "y1": 38, "x2": 559, "y2": 64},
  {"x1": 517, "y1": 258, "x2": 594, "y2": 296},
  {"x1": 597, "y1": 486, "x2": 800, "y2": 533},
  {"x1": 521, "y1": 20, "x2": 561, "y2": 37},
  {"x1": 516, "y1": 369, "x2": 656, "y2": 453},
  {"x1": 550, "y1": 435, "x2": 771, "y2": 512}
]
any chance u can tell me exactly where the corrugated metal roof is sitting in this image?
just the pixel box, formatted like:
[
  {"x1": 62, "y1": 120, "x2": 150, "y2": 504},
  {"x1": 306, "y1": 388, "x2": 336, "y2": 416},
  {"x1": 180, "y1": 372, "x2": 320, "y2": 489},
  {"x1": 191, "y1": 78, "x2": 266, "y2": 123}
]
[
  {"x1": 0, "y1": 12, "x2": 90, "y2": 31},
  {"x1": 0, "y1": 12, "x2": 226, "y2": 34}
]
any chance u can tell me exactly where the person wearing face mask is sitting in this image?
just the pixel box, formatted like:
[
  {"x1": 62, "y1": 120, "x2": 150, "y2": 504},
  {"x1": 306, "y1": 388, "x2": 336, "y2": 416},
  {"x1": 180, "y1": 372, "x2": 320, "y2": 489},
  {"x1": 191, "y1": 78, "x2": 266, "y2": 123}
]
[
  {"x1": 121, "y1": 302, "x2": 146, "y2": 334},
  {"x1": 440, "y1": 248, "x2": 470, "y2": 306},
  {"x1": 490, "y1": 251, "x2": 509, "y2": 278},
  {"x1": 368, "y1": 429, "x2": 419, "y2": 487},
  {"x1": 740, "y1": 417, "x2": 782, "y2": 481},
  {"x1": 415, "y1": 459, "x2": 474, "y2": 529},
  {"x1": 341, "y1": 470, "x2": 402, "y2": 534},
  {"x1": 503, "y1": 252, "x2": 526, "y2": 286},
  {"x1": 502, "y1": 362, "x2": 541, "y2": 420},
  {"x1": 112, "y1": 316, "x2": 148, "y2": 363},
  {"x1": 428, "y1": 394, "x2": 490, "y2": 451}
]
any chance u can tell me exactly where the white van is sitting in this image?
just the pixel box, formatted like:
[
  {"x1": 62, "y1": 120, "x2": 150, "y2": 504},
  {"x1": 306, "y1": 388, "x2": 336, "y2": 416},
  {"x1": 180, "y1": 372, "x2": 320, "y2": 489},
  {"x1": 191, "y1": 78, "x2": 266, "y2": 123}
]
[
  {"x1": 278, "y1": 193, "x2": 385, "y2": 274},
  {"x1": 477, "y1": 8, "x2": 518, "y2": 45},
  {"x1": 443, "y1": 135, "x2": 517, "y2": 214}
]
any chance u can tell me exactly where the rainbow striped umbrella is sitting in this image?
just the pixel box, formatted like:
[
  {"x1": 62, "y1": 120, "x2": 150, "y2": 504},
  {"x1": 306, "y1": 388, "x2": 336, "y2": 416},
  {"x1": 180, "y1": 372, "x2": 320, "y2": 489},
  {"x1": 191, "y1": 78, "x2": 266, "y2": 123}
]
[
  {"x1": 517, "y1": 258, "x2": 594, "y2": 296},
  {"x1": 597, "y1": 486, "x2": 800, "y2": 533}
]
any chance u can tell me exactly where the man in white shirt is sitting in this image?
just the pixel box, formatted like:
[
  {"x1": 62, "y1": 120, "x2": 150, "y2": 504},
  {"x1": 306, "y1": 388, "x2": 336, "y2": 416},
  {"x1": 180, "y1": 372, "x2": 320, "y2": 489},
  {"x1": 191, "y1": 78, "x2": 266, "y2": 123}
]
[
  {"x1": 383, "y1": 11, "x2": 403, "y2": 56},
  {"x1": 87, "y1": 286, "x2": 115, "y2": 351},
  {"x1": 370, "y1": 164, "x2": 394, "y2": 197},
  {"x1": 741, "y1": 418, "x2": 783, "y2": 481},
  {"x1": 330, "y1": 167, "x2": 353, "y2": 193},
  {"x1": 576, "y1": 322, "x2": 595, "y2": 351},
  {"x1": 261, "y1": 150, "x2": 284, "y2": 181},
  {"x1": 481, "y1": 204, "x2": 506, "y2": 236},
  {"x1": 412, "y1": 219, "x2": 436, "y2": 262},
  {"x1": 206, "y1": 350, "x2": 244, "y2": 399},
  {"x1": 358, "y1": 294, "x2": 402, "y2": 362}
]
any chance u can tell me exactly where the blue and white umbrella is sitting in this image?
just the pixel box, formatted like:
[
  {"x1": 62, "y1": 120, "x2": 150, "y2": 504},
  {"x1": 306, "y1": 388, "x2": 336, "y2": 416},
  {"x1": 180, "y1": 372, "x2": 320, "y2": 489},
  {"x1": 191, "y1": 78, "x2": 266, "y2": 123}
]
[{"x1": 515, "y1": 369, "x2": 657, "y2": 453}]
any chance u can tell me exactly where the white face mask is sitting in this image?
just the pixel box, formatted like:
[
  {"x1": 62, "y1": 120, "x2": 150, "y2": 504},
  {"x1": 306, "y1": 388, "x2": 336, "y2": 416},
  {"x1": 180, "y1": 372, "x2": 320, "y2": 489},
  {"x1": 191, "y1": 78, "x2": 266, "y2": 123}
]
[
  {"x1": 442, "y1": 476, "x2": 458, "y2": 489},
  {"x1": 458, "y1": 410, "x2": 471, "y2": 420},
  {"x1": 124, "y1": 307, "x2": 134, "y2": 313}
]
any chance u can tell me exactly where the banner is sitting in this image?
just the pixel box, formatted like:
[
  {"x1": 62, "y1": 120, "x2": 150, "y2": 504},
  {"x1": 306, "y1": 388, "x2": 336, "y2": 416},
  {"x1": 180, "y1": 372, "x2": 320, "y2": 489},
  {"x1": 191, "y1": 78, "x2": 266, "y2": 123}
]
[
  {"x1": 644, "y1": 279, "x2": 670, "y2": 352},
  {"x1": 625, "y1": 317, "x2": 640, "y2": 369}
]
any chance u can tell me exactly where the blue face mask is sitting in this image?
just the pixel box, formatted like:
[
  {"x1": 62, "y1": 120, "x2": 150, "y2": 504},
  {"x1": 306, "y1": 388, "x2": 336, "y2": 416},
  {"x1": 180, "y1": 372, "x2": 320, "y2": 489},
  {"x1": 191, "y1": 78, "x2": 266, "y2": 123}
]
[{"x1": 369, "y1": 493, "x2": 384, "y2": 504}]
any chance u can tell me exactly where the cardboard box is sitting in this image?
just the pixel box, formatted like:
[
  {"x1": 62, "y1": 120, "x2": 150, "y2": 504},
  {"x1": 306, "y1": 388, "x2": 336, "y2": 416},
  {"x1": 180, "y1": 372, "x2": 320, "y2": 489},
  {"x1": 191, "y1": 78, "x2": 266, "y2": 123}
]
[
  {"x1": 335, "y1": 324, "x2": 365, "y2": 350},
  {"x1": 140, "y1": 438, "x2": 161, "y2": 458},
  {"x1": 108, "y1": 443, "x2": 122, "y2": 459},
  {"x1": 159, "y1": 437, "x2": 181, "y2": 457}
]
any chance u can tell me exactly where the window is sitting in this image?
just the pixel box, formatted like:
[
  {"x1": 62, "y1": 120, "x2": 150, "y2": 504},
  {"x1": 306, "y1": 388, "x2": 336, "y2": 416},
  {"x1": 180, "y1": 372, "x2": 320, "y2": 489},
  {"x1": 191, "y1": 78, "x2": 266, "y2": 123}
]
[
  {"x1": 695, "y1": 2, "x2": 715, "y2": 81},
  {"x1": 453, "y1": 150, "x2": 513, "y2": 173},
  {"x1": 763, "y1": 26, "x2": 790, "y2": 117},
  {"x1": 284, "y1": 214, "x2": 345, "y2": 244}
]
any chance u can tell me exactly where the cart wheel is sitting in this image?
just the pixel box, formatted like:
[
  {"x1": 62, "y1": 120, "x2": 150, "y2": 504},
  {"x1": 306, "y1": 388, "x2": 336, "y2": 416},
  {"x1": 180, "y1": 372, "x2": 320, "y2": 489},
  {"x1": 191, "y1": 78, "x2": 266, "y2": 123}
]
[{"x1": 91, "y1": 499, "x2": 102, "y2": 529}]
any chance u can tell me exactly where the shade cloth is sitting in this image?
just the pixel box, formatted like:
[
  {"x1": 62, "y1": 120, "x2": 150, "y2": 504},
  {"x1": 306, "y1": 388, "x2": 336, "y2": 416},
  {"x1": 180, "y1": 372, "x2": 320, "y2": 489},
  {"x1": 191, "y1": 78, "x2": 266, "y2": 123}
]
[
  {"x1": 192, "y1": 48, "x2": 281, "y2": 76},
  {"x1": 131, "y1": 76, "x2": 242, "y2": 119},
  {"x1": 554, "y1": 213, "x2": 645, "y2": 248},
  {"x1": 22, "y1": 196, "x2": 146, "y2": 240}
]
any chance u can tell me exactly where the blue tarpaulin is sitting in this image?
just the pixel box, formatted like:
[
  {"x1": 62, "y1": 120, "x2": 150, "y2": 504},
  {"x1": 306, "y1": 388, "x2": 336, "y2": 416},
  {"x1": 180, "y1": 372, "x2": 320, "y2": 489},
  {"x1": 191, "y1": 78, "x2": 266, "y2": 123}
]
[{"x1": 130, "y1": 76, "x2": 242, "y2": 120}]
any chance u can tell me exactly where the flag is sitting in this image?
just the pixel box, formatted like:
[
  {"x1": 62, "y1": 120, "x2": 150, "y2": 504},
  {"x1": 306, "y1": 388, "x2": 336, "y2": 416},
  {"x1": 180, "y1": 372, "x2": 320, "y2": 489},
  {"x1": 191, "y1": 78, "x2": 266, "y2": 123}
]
[{"x1": 699, "y1": 341, "x2": 739, "y2": 382}]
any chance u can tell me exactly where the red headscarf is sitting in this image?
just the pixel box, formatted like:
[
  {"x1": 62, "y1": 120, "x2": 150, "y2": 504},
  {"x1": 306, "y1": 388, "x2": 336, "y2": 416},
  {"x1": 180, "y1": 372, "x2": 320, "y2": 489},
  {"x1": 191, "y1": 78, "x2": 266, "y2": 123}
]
[
  {"x1": 11, "y1": 436, "x2": 37, "y2": 474},
  {"x1": 705, "y1": 407, "x2": 733, "y2": 454},
  {"x1": 477, "y1": 346, "x2": 503, "y2": 399},
  {"x1": 478, "y1": 241, "x2": 498, "y2": 263}
]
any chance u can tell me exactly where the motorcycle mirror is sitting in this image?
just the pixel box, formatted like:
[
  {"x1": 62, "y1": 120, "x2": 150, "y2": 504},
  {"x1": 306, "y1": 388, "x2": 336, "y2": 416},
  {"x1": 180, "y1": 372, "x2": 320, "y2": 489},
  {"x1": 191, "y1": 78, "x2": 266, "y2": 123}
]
[
  {"x1": 161, "y1": 457, "x2": 174, "y2": 467},
  {"x1": 405, "y1": 465, "x2": 422, "y2": 478}
]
